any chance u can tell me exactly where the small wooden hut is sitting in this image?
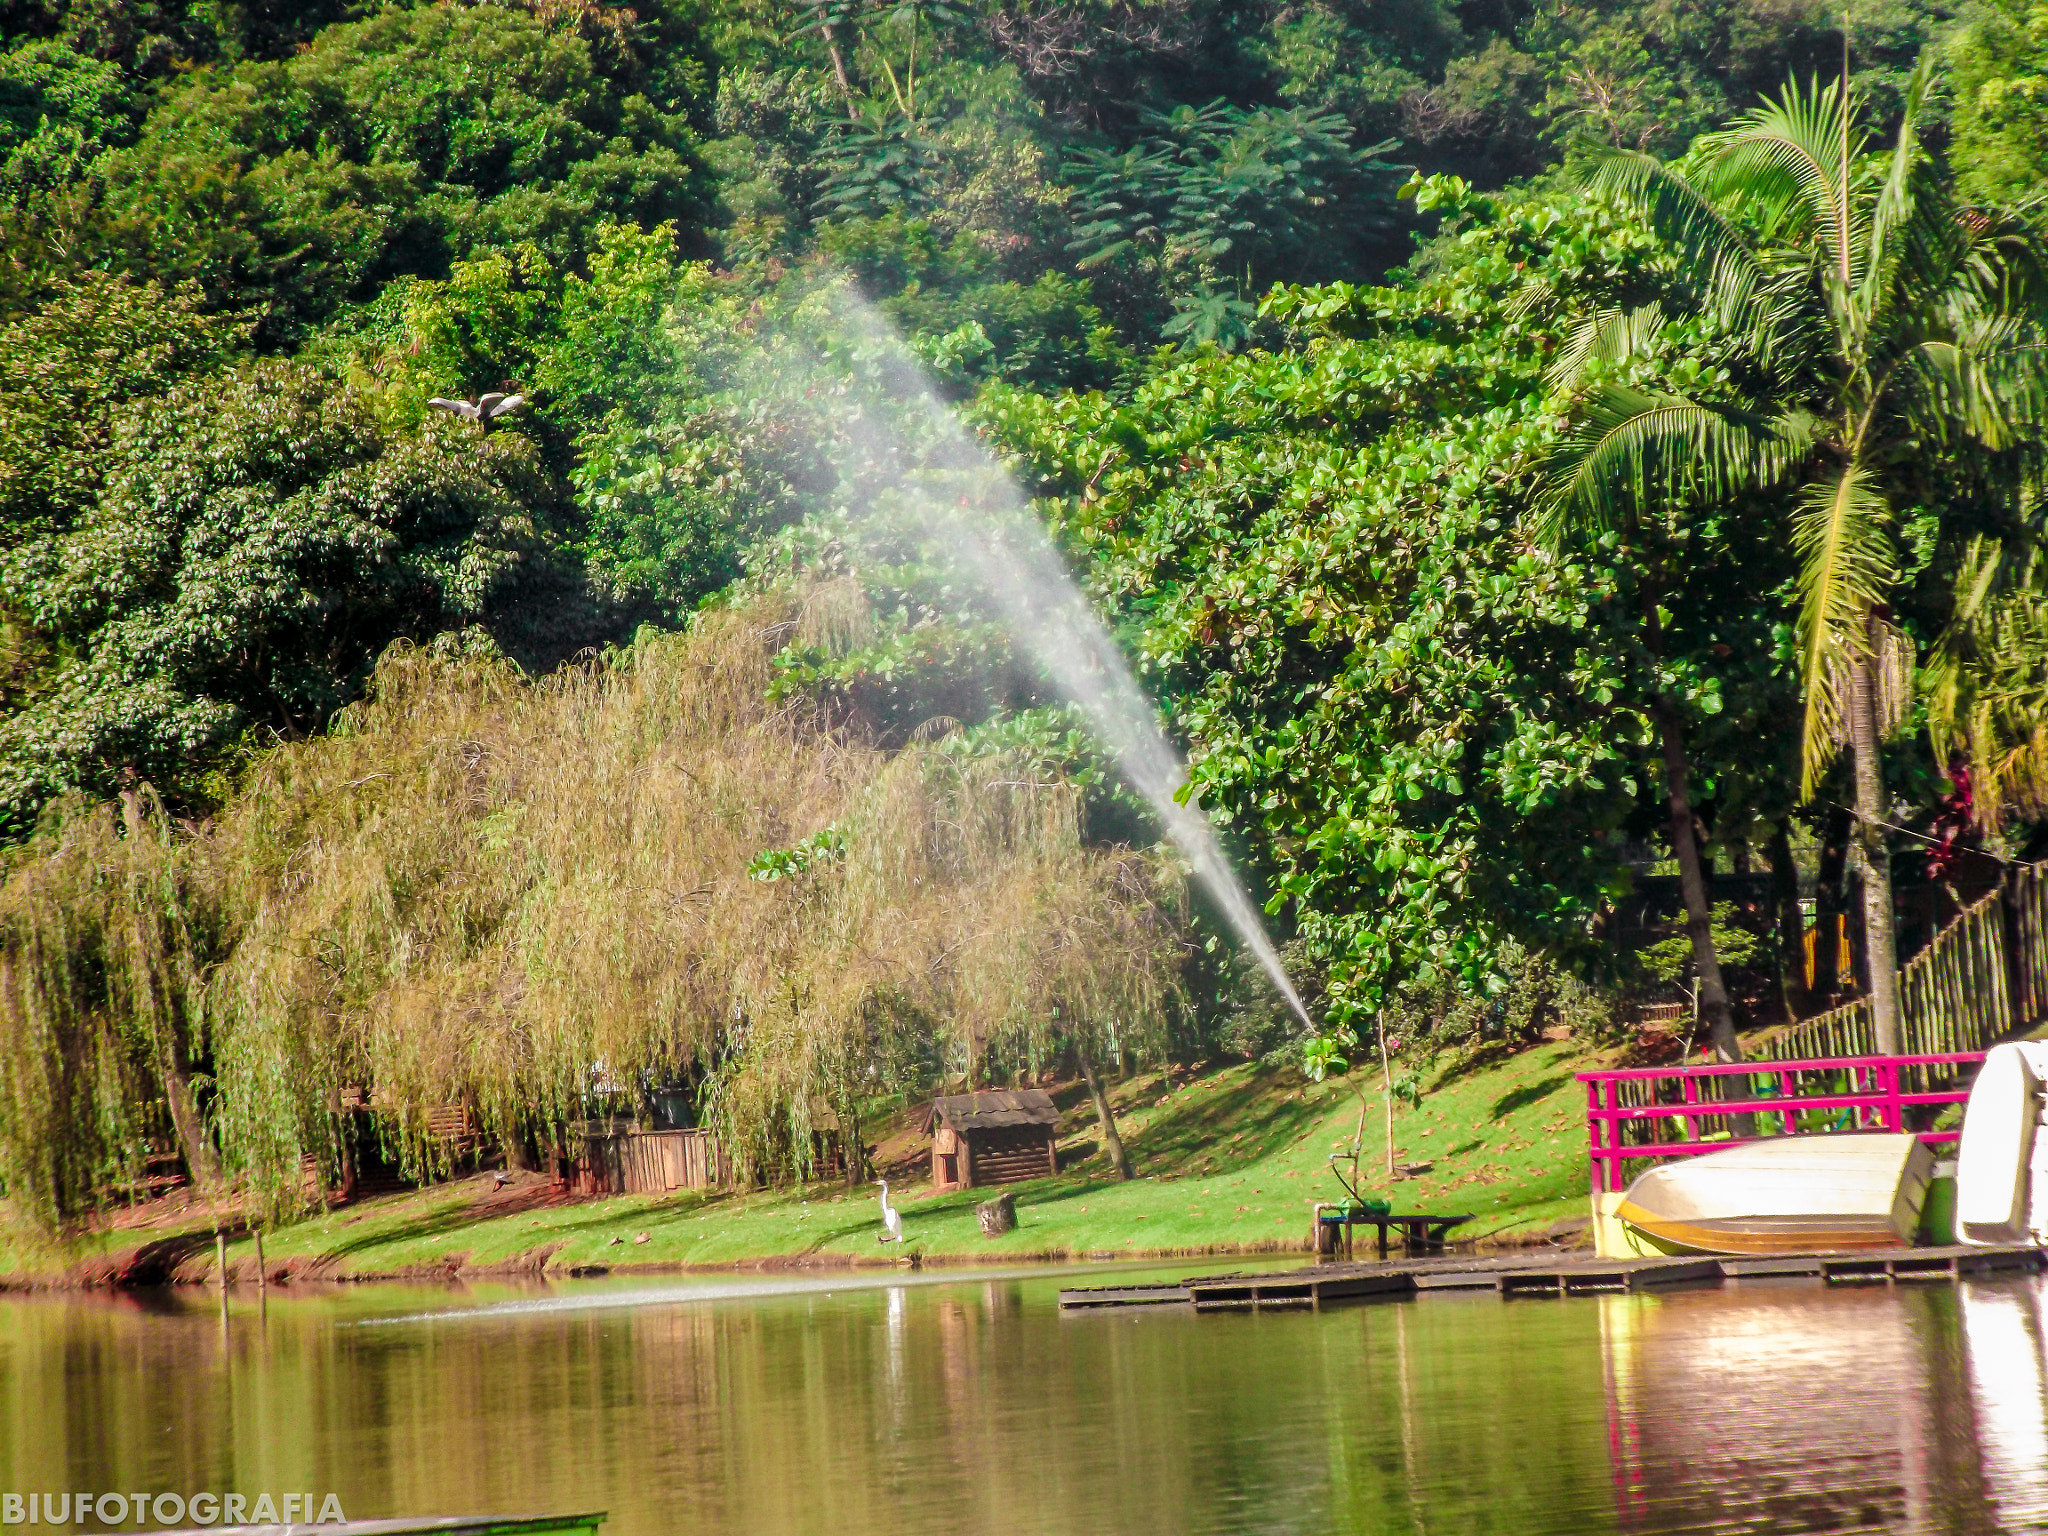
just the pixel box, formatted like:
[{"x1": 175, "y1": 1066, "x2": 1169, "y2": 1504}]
[{"x1": 924, "y1": 1090, "x2": 1060, "y2": 1191}]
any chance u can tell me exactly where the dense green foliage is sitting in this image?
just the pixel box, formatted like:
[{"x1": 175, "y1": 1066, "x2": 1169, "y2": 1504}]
[
  {"x1": 3, "y1": 3, "x2": 715, "y2": 333},
  {"x1": 4, "y1": 0, "x2": 2048, "y2": 1220},
  {"x1": 982, "y1": 178, "x2": 1813, "y2": 1021},
  {"x1": 0, "y1": 274, "x2": 580, "y2": 824},
  {"x1": 1950, "y1": 0, "x2": 2048, "y2": 202}
]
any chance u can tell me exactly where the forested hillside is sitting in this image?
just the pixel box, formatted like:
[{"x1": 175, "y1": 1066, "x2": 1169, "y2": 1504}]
[{"x1": 3, "y1": 0, "x2": 2047, "y2": 1223}]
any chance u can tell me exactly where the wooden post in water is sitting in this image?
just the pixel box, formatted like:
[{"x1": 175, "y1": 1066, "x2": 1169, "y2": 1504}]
[
  {"x1": 215, "y1": 1231, "x2": 228, "y2": 1290},
  {"x1": 253, "y1": 1229, "x2": 265, "y2": 1289}
]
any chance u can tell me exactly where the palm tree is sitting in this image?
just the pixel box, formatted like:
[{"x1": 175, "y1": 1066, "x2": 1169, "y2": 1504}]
[{"x1": 1539, "y1": 58, "x2": 2048, "y2": 1053}]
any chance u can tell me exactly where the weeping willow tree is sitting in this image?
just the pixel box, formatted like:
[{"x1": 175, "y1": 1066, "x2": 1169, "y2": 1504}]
[
  {"x1": 0, "y1": 589, "x2": 1189, "y2": 1226},
  {"x1": 703, "y1": 736, "x2": 1185, "y2": 1182},
  {"x1": 0, "y1": 788, "x2": 221, "y2": 1229}
]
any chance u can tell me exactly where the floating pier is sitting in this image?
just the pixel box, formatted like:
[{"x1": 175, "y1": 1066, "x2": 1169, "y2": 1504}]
[
  {"x1": 1057, "y1": 1245, "x2": 2044, "y2": 1312},
  {"x1": 159, "y1": 1515, "x2": 605, "y2": 1536}
]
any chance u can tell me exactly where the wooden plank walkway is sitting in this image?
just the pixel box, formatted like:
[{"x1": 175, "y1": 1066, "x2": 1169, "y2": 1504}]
[
  {"x1": 1057, "y1": 1245, "x2": 2044, "y2": 1312},
  {"x1": 156, "y1": 1515, "x2": 606, "y2": 1536}
]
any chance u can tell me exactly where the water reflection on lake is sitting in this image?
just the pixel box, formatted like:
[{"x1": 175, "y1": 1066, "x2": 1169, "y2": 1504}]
[{"x1": 1, "y1": 1266, "x2": 2043, "y2": 1535}]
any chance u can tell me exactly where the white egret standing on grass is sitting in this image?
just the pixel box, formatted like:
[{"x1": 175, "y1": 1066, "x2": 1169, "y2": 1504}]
[{"x1": 878, "y1": 1180, "x2": 904, "y2": 1244}]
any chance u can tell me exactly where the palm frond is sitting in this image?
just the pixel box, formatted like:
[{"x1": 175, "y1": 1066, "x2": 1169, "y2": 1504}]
[
  {"x1": 1925, "y1": 536, "x2": 2048, "y2": 827},
  {"x1": 1705, "y1": 74, "x2": 1867, "y2": 298},
  {"x1": 1864, "y1": 56, "x2": 1936, "y2": 323},
  {"x1": 1792, "y1": 463, "x2": 1898, "y2": 795},
  {"x1": 1535, "y1": 387, "x2": 1813, "y2": 547},
  {"x1": 1544, "y1": 302, "x2": 1665, "y2": 390},
  {"x1": 1900, "y1": 327, "x2": 2048, "y2": 452},
  {"x1": 1576, "y1": 150, "x2": 1788, "y2": 358},
  {"x1": 1925, "y1": 535, "x2": 2008, "y2": 762},
  {"x1": 1505, "y1": 273, "x2": 1556, "y2": 322}
]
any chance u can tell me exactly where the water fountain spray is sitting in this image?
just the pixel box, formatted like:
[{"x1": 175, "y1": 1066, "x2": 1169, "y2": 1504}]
[{"x1": 785, "y1": 294, "x2": 1313, "y2": 1030}]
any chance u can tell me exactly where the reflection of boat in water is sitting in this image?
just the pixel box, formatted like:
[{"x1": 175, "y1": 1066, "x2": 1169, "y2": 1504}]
[
  {"x1": 1963, "y1": 1281, "x2": 2048, "y2": 1523},
  {"x1": 1614, "y1": 1134, "x2": 1934, "y2": 1256},
  {"x1": 1601, "y1": 1277, "x2": 2048, "y2": 1534}
]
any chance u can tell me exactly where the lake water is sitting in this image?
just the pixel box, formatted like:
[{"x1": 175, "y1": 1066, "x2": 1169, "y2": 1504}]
[{"x1": 2, "y1": 1265, "x2": 2045, "y2": 1535}]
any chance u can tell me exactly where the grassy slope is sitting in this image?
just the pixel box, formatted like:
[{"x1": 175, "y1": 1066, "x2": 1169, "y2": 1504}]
[{"x1": 1, "y1": 1038, "x2": 1604, "y2": 1284}]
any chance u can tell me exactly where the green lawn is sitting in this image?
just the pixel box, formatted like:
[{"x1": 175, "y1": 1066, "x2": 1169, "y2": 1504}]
[{"x1": 2, "y1": 1038, "x2": 1604, "y2": 1285}]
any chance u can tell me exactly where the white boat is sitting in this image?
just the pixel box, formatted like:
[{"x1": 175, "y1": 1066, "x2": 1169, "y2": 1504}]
[
  {"x1": 1956, "y1": 1041, "x2": 2048, "y2": 1247},
  {"x1": 1614, "y1": 1133, "x2": 1935, "y2": 1256}
]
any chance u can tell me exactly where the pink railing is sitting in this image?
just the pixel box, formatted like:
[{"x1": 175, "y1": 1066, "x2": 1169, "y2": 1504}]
[{"x1": 1577, "y1": 1052, "x2": 1985, "y2": 1195}]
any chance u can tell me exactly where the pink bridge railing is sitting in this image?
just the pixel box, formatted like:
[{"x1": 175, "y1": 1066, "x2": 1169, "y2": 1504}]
[{"x1": 1577, "y1": 1052, "x2": 1985, "y2": 1196}]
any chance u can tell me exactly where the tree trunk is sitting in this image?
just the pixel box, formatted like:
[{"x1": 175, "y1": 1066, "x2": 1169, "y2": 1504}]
[
  {"x1": 842, "y1": 1102, "x2": 865, "y2": 1190},
  {"x1": 1849, "y1": 643, "x2": 1905, "y2": 1053},
  {"x1": 1769, "y1": 819, "x2": 1810, "y2": 1020},
  {"x1": 1654, "y1": 705, "x2": 1742, "y2": 1063},
  {"x1": 826, "y1": 39, "x2": 857, "y2": 117},
  {"x1": 812, "y1": 5, "x2": 858, "y2": 119},
  {"x1": 118, "y1": 785, "x2": 216, "y2": 1193},
  {"x1": 1078, "y1": 1049, "x2": 1132, "y2": 1181},
  {"x1": 157, "y1": 1030, "x2": 216, "y2": 1193}
]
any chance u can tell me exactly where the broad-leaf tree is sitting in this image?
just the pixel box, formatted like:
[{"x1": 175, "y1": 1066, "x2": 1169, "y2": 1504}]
[
  {"x1": 980, "y1": 177, "x2": 1803, "y2": 1032},
  {"x1": 0, "y1": 358, "x2": 564, "y2": 823}
]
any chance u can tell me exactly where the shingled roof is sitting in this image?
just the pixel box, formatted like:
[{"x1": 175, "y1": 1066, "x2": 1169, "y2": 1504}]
[{"x1": 924, "y1": 1089, "x2": 1059, "y2": 1134}]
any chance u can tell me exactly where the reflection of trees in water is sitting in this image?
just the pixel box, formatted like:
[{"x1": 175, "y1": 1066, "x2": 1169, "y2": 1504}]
[
  {"x1": 1600, "y1": 1281, "x2": 2048, "y2": 1533},
  {"x1": 7, "y1": 1277, "x2": 2042, "y2": 1535}
]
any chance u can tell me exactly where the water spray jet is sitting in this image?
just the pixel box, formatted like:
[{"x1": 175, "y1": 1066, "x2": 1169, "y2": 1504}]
[{"x1": 781, "y1": 293, "x2": 1315, "y2": 1031}]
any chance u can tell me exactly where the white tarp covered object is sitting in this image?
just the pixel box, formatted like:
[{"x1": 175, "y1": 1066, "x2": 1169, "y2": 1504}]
[{"x1": 1956, "y1": 1041, "x2": 2048, "y2": 1247}]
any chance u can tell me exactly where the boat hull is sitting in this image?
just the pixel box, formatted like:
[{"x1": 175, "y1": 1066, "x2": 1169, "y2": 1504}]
[
  {"x1": 1616, "y1": 1134, "x2": 1934, "y2": 1258},
  {"x1": 1614, "y1": 1207, "x2": 1922, "y2": 1256}
]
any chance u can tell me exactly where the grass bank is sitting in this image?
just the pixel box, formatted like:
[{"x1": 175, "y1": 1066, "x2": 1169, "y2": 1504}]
[{"x1": 0, "y1": 1037, "x2": 1607, "y2": 1288}]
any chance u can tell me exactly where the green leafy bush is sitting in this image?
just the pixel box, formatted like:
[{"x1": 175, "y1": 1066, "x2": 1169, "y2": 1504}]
[{"x1": 61, "y1": 2, "x2": 714, "y2": 344}]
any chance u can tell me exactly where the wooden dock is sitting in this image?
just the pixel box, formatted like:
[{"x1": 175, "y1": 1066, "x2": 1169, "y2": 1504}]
[
  {"x1": 158, "y1": 1515, "x2": 605, "y2": 1536},
  {"x1": 1057, "y1": 1245, "x2": 2044, "y2": 1312}
]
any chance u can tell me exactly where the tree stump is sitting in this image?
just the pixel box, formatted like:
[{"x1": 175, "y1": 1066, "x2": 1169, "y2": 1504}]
[{"x1": 976, "y1": 1191, "x2": 1017, "y2": 1237}]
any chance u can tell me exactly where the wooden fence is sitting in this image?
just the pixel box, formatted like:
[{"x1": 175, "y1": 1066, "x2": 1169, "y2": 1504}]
[
  {"x1": 617, "y1": 1128, "x2": 733, "y2": 1193},
  {"x1": 567, "y1": 1127, "x2": 733, "y2": 1196},
  {"x1": 1760, "y1": 862, "x2": 2048, "y2": 1064},
  {"x1": 1596, "y1": 863, "x2": 2048, "y2": 1139}
]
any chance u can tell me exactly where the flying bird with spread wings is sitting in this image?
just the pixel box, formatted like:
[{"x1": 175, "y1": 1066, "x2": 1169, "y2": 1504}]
[{"x1": 427, "y1": 392, "x2": 526, "y2": 425}]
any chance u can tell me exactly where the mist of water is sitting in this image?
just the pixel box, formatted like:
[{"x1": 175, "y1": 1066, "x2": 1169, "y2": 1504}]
[{"x1": 782, "y1": 296, "x2": 1313, "y2": 1030}]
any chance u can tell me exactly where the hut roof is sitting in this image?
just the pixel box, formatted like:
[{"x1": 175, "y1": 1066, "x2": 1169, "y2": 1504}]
[{"x1": 924, "y1": 1090, "x2": 1059, "y2": 1135}]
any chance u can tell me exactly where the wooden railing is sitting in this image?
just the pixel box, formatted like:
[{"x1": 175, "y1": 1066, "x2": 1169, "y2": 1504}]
[
  {"x1": 1761, "y1": 863, "x2": 2048, "y2": 1063},
  {"x1": 1579, "y1": 1053, "x2": 1983, "y2": 1195}
]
